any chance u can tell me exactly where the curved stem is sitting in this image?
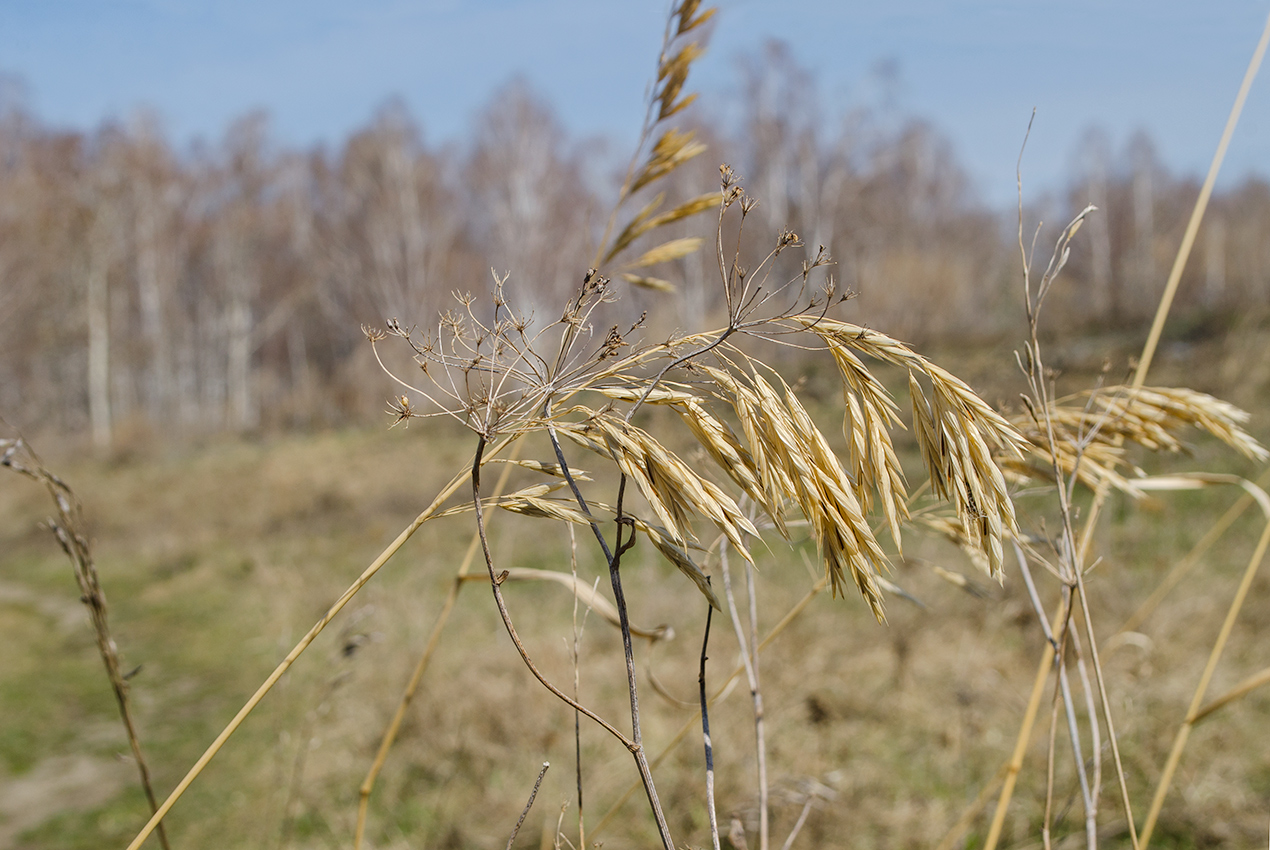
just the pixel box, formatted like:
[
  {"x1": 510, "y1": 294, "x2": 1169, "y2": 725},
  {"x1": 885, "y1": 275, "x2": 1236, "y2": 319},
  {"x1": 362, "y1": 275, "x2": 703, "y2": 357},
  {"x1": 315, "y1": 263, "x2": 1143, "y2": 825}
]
[
  {"x1": 700, "y1": 578, "x2": 721, "y2": 850},
  {"x1": 474, "y1": 434, "x2": 674, "y2": 850}
]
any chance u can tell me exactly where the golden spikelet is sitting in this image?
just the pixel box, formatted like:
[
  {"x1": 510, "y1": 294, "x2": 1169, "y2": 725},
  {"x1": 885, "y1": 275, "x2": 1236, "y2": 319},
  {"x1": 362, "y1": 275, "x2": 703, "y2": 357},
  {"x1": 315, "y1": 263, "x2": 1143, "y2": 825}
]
[
  {"x1": 619, "y1": 274, "x2": 676, "y2": 293},
  {"x1": 562, "y1": 409, "x2": 757, "y2": 567},
  {"x1": 796, "y1": 316, "x2": 1026, "y2": 581},
  {"x1": 629, "y1": 129, "x2": 708, "y2": 195},
  {"x1": 1006, "y1": 385, "x2": 1266, "y2": 500},
  {"x1": 628, "y1": 237, "x2": 704, "y2": 269}
]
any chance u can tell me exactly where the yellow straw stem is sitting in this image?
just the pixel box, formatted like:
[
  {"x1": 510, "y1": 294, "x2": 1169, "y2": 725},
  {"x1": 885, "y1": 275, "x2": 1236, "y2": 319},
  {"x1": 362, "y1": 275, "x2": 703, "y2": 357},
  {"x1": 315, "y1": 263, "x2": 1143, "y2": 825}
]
[
  {"x1": 1140, "y1": 510, "x2": 1270, "y2": 847},
  {"x1": 125, "y1": 434, "x2": 517, "y2": 850},
  {"x1": 1133, "y1": 9, "x2": 1270, "y2": 390}
]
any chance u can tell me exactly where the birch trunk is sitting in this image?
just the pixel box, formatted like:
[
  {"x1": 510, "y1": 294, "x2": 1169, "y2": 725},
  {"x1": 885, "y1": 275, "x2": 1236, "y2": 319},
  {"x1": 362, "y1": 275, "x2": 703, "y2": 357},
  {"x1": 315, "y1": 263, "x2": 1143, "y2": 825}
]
[{"x1": 86, "y1": 210, "x2": 113, "y2": 450}]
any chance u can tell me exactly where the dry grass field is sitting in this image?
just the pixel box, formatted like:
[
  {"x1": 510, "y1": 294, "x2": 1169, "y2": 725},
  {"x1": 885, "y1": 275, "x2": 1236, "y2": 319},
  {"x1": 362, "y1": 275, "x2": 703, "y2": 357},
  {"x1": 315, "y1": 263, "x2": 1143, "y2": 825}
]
[
  {"x1": 3, "y1": 326, "x2": 1269, "y2": 850},
  {"x1": 6, "y1": 6, "x2": 1270, "y2": 849}
]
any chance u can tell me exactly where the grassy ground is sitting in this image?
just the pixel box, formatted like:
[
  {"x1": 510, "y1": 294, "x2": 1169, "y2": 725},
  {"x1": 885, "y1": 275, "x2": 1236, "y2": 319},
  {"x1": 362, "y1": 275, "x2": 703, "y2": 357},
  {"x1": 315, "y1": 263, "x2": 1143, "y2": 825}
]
[{"x1": 3, "y1": 330, "x2": 1270, "y2": 850}]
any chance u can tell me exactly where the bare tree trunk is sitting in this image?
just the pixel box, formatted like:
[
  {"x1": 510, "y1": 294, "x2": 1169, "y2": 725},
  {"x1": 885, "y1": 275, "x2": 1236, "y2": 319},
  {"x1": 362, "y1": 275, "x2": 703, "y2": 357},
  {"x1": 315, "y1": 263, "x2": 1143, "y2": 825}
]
[
  {"x1": 86, "y1": 211, "x2": 113, "y2": 450},
  {"x1": 1205, "y1": 217, "x2": 1226, "y2": 308},
  {"x1": 135, "y1": 182, "x2": 173, "y2": 425},
  {"x1": 388, "y1": 142, "x2": 427, "y2": 306},
  {"x1": 1132, "y1": 153, "x2": 1155, "y2": 315},
  {"x1": 217, "y1": 224, "x2": 257, "y2": 431},
  {"x1": 1084, "y1": 155, "x2": 1113, "y2": 320},
  {"x1": 227, "y1": 272, "x2": 255, "y2": 431}
]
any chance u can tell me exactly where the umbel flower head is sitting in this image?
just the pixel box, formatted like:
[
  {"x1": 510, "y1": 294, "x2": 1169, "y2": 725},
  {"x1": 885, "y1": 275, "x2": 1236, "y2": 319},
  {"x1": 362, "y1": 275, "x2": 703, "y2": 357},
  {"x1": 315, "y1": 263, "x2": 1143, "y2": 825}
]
[{"x1": 369, "y1": 171, "x2": 1031, "y2": 622}]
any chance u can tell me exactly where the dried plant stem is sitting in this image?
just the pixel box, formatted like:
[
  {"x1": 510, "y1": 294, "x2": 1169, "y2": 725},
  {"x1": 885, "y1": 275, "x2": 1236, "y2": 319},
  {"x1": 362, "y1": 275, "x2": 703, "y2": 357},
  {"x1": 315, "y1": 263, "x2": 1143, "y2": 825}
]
[
  {"x1": 1050, "y1": 45, "x2": 1270, "y2": 841},
  {"x1": 1135, "y1": 8, "x2": 1270, "y2": 388},
  {"x1": 1070, "y1": 627, "x2": 1103, "y2": 827},
  {"x1": 1012, "y1": 160, "x2": 1138, "y2": 847},
  {"x1": 124, "y1": 432, "x2": 518, "y2": 850},
  {"x1": 1075, "y1": 5, "x2": 1270, "y2": 572},
  {"x1": 569, "y1": 522, "x2": 587, "y2": 850},
  {"x1": 700, "y1": 577, "x2": 721, "y2": 850},
  {"x1": 1017, "y1": 543, "x2": 1096, "y2": 849},
  {"x1": 1193, "y1": 663, "x2": 1270, "y2": 724},
  {"x1": 779, "y1": 796, "x2": 815, "y2": 850},
  {"x1": 1139, "y1": 515, "x2": 1270, "y2": 848},
  {"x1": 475, "y1": 435, "x2": 674, "y2": 850},
  {"x1": 983, "y1": 593, "x2": 1068, "y2": 850},
  {"x1": 592, "y1": 576, "x2": 829, "y2": 840},
  {"x1": 1042, "y1": 686, "x2": 1061, "y2": 850},
  {"x1": 720, "y1": 541, "x2": 769, "y2": 850},
  {"x1": 1070, "y1": 570, "x2": 1138, "y2": 849},
  {"x1": 1118, "y1": 465, "x2": 1270, "y2": 636},
  {"x1": 2, "y1": 439, "x2": 171, "y2": 850},
  {"x1": 507, "y1": 762, "x2": 550, "y2": 850},
  {"x1": 546, "y1": 424, "x2": 675, "y2": 848},
  {"x1": 354, "y1": 444, "x2": 522, "y2": 850}
]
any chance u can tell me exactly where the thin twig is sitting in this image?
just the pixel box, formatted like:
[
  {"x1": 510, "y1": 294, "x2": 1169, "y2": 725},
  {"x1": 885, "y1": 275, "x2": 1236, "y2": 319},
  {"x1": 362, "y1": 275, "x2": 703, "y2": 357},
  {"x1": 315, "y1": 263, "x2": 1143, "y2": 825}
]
[
  {"x1": 720, "y1": 540, "x2": 768, "y2": 850},
  {"x1": 700, "y1": 576, "x2": 721, "y2": 850},
  {"x1": 745, "y1": 555, "x2": 769, "y2": 850},
  {"x1": 507, "y1": 762, "x2": 550, "y2": 850},
  {"x1": 1069, "y1": 624, "x2": 1103, "y2": 835},
  {"x1": 545, "y1": 425, "x2": 676, "y2": 850},
  {"x1": 1, "y1": 437, "x2": 172, "y2": 850},
  {"x1": 779, "y1": 796, "x2": 815, "y2": 850},
  {"x1": 593, "y1": 576, "x2": 829, "y2": 840},
  {"x1": 1016, "y1": 543, "x2": 1096, "y2": 850},
  {"x1": 474, "y1": 435, "x2": 674, "y2": 850},
  {"x1": 569, "y1": 522, "x2": 587, "y2": 850}
]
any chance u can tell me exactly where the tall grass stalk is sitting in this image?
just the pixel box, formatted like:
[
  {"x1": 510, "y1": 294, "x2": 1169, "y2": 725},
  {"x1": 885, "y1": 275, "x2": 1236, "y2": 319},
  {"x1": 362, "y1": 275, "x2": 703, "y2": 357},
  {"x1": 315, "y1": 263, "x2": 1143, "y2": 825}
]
[{"x1": 981, "y1": 15, "x2": 1270, "y2": 844}]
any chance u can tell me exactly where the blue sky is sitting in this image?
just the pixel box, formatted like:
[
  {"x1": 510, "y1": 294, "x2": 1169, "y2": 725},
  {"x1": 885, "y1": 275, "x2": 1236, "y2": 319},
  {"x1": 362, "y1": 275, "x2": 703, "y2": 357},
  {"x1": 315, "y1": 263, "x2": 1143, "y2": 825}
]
[{"x1": 2, "y1": 1, "x2": 1269, "y2": 207}]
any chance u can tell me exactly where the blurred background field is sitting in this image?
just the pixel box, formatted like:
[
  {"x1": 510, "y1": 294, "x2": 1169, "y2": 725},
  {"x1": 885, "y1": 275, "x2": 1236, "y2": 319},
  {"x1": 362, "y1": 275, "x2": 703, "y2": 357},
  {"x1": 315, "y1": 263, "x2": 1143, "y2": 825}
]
[
  {"x1": 3, "y1": 331, "x2": 1269, "y2": 849},
  {"x1": 4, "y1": 3, "x2": 1270, "y2": 849}
]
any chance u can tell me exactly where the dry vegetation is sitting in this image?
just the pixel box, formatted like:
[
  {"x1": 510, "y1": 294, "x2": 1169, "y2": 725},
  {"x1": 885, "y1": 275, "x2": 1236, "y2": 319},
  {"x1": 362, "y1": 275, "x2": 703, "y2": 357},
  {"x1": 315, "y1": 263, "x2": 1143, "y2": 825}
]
[{"x1": 4, "y1": 5, "x2": 1270, "y2": 850}]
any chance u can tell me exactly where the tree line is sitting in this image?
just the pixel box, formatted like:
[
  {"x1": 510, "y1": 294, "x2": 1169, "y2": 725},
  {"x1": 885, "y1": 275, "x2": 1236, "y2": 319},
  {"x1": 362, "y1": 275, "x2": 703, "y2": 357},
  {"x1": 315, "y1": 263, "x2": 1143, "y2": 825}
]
[{"x1": 2, "y1": 44, "x2": 1266, "y2": 446}]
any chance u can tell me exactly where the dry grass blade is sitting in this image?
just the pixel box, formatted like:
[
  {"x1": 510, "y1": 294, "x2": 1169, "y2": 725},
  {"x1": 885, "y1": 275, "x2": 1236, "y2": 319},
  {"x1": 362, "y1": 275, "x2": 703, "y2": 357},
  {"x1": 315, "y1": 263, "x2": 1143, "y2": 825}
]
[
  {"x1": 486, "y1": 457, "x2": 592, "y2": 480},
  {"x1": 1192, "y1": 663, "x2": 1270, "y2": 724}
]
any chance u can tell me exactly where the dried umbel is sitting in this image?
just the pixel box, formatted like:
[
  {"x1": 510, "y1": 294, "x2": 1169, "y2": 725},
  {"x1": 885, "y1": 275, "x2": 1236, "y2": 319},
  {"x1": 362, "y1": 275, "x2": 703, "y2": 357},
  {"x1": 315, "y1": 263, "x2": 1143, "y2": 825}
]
[{"x1": 369, "y1": 169, "x2": 1032, "y2": 622}]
